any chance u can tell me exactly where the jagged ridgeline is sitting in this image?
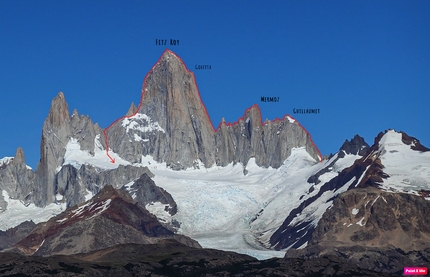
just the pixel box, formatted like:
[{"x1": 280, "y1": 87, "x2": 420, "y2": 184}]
[
  {"x1": 106, "y1": 49, "x2": 322, "y2": 170},
  {"x1": 0, "y1": 49, "x2": 321, "y2": 209}
]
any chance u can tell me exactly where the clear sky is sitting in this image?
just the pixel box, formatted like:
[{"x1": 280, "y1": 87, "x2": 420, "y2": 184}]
[{"x1": 1, "y1": 1, "x2": 429, "y2": 168}]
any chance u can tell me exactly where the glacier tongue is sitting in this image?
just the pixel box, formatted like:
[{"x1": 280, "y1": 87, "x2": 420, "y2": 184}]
[{"x1": 142, "y1": 148, "x2": 321, "y2": 259}]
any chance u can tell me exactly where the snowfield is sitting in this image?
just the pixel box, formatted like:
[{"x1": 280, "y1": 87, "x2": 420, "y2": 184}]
[
  {"x1": 1, "y1": 130, "x2": 428, "y2": 260},
  {"x1": 63, "y1": 135, "x2": 130, "y2": 170},
  {"x1": 138, "y1": 147, "x2": 357, "y2": 259},
  {"x1": 377, "y1": 130, "x2": 430, "y2": 194},
  {"x1": 0, "y1": 146, "x2": 359, "y2": 260},
  {"x1": 0, "y1": 190, "x2": 66, "y2": 231}
]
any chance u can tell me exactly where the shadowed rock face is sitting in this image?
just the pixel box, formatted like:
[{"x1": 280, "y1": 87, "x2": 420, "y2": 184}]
[
  {"x1": 121, "y1": 173, "x2": 177, "y2": 215},
  {"x1": 0, "y1": 240, "x2": 397, "y2": 276},
  {"x1": 287, "y1": 188, "x2": 430, "y2": 274},
  {"x1": 0, "y1": 220, "x2": 35, "y2": 251},
  {"x1": 55, "y1": 164, "x2": 154, "y2": 208},
  {"x1": 401, "y1": 131, "x2": 430, "y2": 152},
  {"x1": 12, "y1": 185, "x2": 199, "y2": 256},
  {"x1": 310, "y1": 188, "x2": 430, "y2": 249},
  {"x1": 106, "y1": 50, "x2": 321, "y2": 170},
  {"x1": 0, "y1": 92, "x2": 109, "y2": 208},
  {"x1": 339, "y1": 134, "x2": 369, "y2": 157}
]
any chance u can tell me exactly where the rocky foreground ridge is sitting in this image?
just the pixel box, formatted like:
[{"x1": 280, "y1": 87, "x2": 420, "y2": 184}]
[
  {"x1": 0, "y1": 242, "x2": 397, "y2": 277},
  {"x1": 9, "y1": 185, "x2": 198, "y2": 256},
  {"x1": 287, "y1": 188, "x2": 430, "y2": 275}
]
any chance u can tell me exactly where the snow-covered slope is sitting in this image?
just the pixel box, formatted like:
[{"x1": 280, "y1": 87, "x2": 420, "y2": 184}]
[
  {"x1": 0, "y1": 190, "x2": 66, "y2": 231},
  {"x1": 62, "y1": 135, "x2": 130, "y2": 171},
  {"x1": 132, "y1": 147, "x2": 359, "y2": 260},
  {"x1": 3, "y1": 127, "x2": 427, "y2": 262},
  {"x1": 376, "y1": 130, "x2": 430, "y2": 194},
  {"x1": 0, "y1": 144, "x2": 361, "y2": 260},
  {"x1": 269, "y1": 130, "x2": 430, "y2": 251},
  {"x1": 0, "y1": 157, "x2": 13, "y2": 168}
]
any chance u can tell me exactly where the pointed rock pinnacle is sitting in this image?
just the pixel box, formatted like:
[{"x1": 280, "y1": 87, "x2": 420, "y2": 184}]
[
  {"x1": 47, "y1": 92, "x2": 70, "y2": 128},
  {"x1": 12, "y1": 147, "x2": 26, "y2": 165},
  {"x1": 126, "y1": 102, "x2": 137, "y2": 116}
]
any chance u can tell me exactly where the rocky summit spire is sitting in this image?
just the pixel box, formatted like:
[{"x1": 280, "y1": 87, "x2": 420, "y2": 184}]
[
  {"x1": 46, "y1": 92, "x2": 70, "y2": 128},
  {"x1": 106, "y1": 49, "x2": 321, "y2": 170},
  {"x1": 126, "y1": 102, "x2": 137, "y2": 116},
  {"x1": 34, "y1": 92, "x2": 104, "y2": 207},
  {"x1": 106, "y1": 49, "x2": 216, "y2": 169},
  {"x1": 12, "y1": 147, "x2": 26, "y2": 166},
  {"x1": 340, "y1": 134, "x2": 369, "y2": 156}
]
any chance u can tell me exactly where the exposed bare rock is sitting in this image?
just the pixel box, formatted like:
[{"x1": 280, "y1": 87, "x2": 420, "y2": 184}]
[
  {"x1": 107, "y1": 50, "x2": 216, "y2": 170},
  {"x1": 121, "y1": 173, "x2": 179, "y2": 231},
  {"x1": 121, "y1": 173, "x2": 177, "y2": 215},
  {"x1": 0, "y1": 240, "x2": 397, "y2": 276},
  {"x1": 125, "y1": 102, "x2": 137, "y2": 116},
  {"x1": 310, "y1": 188, "x2": 430, "y2": 250},
  {"x1": 271, "y1": 130, "x2": 430, "y2": 252},
  {"x1": 0, "y1": 220, "x2": 35, "y2": 251},
  {"x1": 339, "y1": 134, "x2": 369, "y2": 157},
  {"x1": 401, "y1": 131, "x2": 430, "y2": 152},
  {"x1": 12, "y1": 185, "x2": 199, "y2": 256},
  {"x1": 214, "y1": 88, "x2": 322, "y2": 169},
  {"x1": 0, "y1": 148, "x2": 35, "y2": 208},
  {"x1": 287, "y1": 188, "x2": 430, "y2": 274},
  {"x1": 55, "y1": 164, "x2": 154, "y2": 208},
  {"x1": 270, "y1": 135, "x2": 370, "y2": 250},
  {"x1": 11, "y1": 147, "x2": 26, "y2": 166},
  {"x1": 33, "y1": 92, "x2": 105, "y2": 206},
  {"x1": 106, "y1": 50, "x2": 321, "y2": 170}
]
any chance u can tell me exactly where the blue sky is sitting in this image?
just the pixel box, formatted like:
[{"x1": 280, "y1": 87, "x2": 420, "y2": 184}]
[{"x1": 1, "y1": 1, "x2": 429, "y2": 168}]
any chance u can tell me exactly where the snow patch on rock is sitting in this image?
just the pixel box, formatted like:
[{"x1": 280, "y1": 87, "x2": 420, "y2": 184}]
[
  {"x1": 63, "y1": 135, "x2": 130, "y2": 170},
  {"x1": 122, "y1": 113, "x2": 165, "y2": 133}
]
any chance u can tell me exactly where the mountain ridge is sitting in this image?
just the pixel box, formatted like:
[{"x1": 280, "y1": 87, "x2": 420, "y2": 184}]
[
  {"x1": 105, "y1": 49, "x2": 322, "y2": 169},
  {"x1": 11, "y1": 184, "x2": 199, "y2": 256},
  {"x1": 1, "y1": 49, "x2": 429, "y2": 275}
]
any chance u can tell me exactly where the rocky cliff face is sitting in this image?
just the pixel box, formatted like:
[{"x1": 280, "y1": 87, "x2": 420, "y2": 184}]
[
  {"x1": 106, "y1": 50, "x2": 216, "y2": 170},
  {"x1": 311, "y1": 188, "x2": 430, "y2": 250},
  {"x1": 0, "y1": 148, "x2": 35, "y2": 209},
  {"x1": 1, "y1": 49, "x2": 322, "y2": 210},
  {"x1": 34, "y1": 92, "x2": 105, "y2": 206},
  {"x1": 106, "y1": 49, "x2": 321, "y2": 170},
  {"x1": 215, "y1": 106, "x2": 321, "y2": 168},
  {"x1": 339, "y1": 134, "x2": 370, "y2": 157},
  {"x1": 55, "y1": 164, "x2": 154, "y2": 208}
]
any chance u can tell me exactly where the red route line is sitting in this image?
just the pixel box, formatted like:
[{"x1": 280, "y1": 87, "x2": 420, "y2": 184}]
[{"x1": 104, "y1": 48, "x2": 322, "y2": 163}]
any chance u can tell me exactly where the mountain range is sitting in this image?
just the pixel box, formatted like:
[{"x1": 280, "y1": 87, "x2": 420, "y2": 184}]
[{"x1": 0, "y1": 49, "x2": 429, "y2": 276}]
